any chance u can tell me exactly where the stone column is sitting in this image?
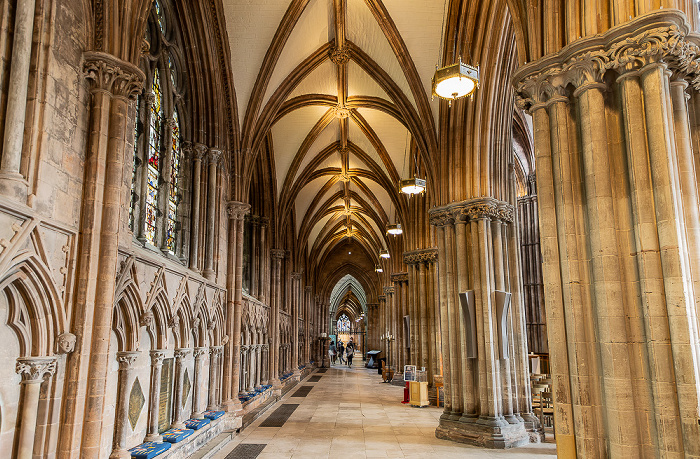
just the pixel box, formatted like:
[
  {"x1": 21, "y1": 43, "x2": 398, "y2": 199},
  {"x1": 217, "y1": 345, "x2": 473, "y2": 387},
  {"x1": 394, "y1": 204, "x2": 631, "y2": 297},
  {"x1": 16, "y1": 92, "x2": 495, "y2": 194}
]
[
  {"x1": 270, "y1": 249, "x2": 285, "y2": 387},
  {"x1": 0, "y1": 0, "x2": 36, "y2": 199},
  {"x1": 15, "y1": 357, "x2": 57, "y2": 459},
  {"x1": 110, "y1": 352, "x2": 139, "y2": 458},
  {"x1": 254, "y1": 344, "x2": 262, "y2": 388},
  {"x1": 259, "y1": 218, "x2": 269, "y2": 302},
  {"x1": 239, "y1": 345, "x2": 249, "y2": 396},
  {"x1": 145, "y1": 350, "x2": 165, "y2": 442},
  {"x1": 76, "y1": 52, "x2": 144, "y2": 459},
  {"x1": 191, "y1": 347, "x2": 208, "y2": 419},
  {"x1": 207, "y1": 346, "x2": 223, "y2": 411},
  {"x1": 189, "y1": 144, "x2": 207, "y2": 271},
  {"x1": 304, "y1": 286, "x2": 312, "y2": 365},
  {"x1": 377, "y1": 295, "x2": 386, "y2": 360},
  {"x1": 202, "y1": 149, "x2": 221, "y2": 280},
  {"x1": 513, "y1": 11, "x2": 700, "y2": 455},
  {"x1": 291, "y1": 272, "x2": 302, "y2": 378},
  {"x1": 261, "y1": 344, "x2": 269, "y2": 385},
  {"x1": 171, "y1": 348, "x2": 191, "y2": 429},
  {"x1": 222, "y1": 201, "x2": 249, "y2": 412}
]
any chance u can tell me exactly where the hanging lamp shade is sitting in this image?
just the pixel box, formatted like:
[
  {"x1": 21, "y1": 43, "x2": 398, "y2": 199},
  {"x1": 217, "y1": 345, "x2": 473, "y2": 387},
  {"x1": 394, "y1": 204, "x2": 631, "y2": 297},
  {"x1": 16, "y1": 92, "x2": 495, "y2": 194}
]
[
  {"x1": 375, "y1": 265, "x2": 383, "y2": 273},
  {"x1": 400, "y1": 177, "x2": 426, "y2": 195},
  {"x1": 386, "y1": 224, "x2": 403, "y2": 236},
  {"x1": 432, "y1": 57, "x2": 479, "y2": 101},
  {"x1": 379, "y1": 249, "x2": 390, "y2": 259}
]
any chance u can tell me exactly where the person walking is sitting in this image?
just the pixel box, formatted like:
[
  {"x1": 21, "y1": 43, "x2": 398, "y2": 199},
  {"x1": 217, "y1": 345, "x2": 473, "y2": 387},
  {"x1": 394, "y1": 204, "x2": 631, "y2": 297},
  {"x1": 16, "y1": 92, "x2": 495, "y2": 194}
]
[
  {"x1": 329, "y1": 341, "x2": 336, "y2": 366},
  {"x1": 337, "y1": 341, "x2": 345, "y2": 365},
  {"x1": 346, "y1": 341, "x2": 355, "y2": 367}
]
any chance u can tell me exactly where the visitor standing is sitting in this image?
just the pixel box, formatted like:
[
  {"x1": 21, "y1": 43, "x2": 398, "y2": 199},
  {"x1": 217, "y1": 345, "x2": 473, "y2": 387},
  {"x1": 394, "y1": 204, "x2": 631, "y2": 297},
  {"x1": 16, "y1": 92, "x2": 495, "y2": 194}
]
[
  {"x1": 329, "y1": 341, "x2": 336, "y2": 365},
  {"x1": 337, "y1": 341, "x2": 345, "y2": 365},
  {"x1": 346, "y1": 341, "x2": 354, "y2": 367}
]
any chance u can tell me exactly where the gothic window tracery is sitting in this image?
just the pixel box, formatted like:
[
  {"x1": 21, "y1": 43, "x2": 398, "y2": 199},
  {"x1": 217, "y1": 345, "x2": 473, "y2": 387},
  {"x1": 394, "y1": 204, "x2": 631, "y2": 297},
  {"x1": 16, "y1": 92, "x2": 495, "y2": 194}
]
[
  {"x1": 337, "y1": 314, "x2": 350, "y2": 333},
  {"x1": 130, "y1": 0, "x2": 188, "y2": 258}
]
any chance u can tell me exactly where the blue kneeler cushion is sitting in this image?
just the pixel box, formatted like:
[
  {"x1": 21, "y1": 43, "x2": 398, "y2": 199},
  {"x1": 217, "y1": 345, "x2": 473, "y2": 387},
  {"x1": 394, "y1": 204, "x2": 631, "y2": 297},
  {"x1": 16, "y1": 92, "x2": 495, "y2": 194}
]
[
  {"x1": 129, "y1": 441, "x2": 171, "y2": 458},
  {"x1": 185, "y1": 418, "x2": 211, "y2": 430},
  {"x1": 203, "y1": 410, "x2": 225, "y2": 420},
  {"x1": 162, "y1": 428, "x2": 194, "y2": 443}
]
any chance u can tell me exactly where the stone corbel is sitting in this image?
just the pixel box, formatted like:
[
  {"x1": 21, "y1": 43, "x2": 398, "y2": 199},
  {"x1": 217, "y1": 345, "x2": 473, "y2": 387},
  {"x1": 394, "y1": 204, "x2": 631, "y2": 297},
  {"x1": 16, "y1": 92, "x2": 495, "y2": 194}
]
[
  {"x1": 56, "y1": 333, "x2": 76, "y2": 354},
  {"x1": 82, "y1": 51, "x2": 145, "y2": 99},
  {"x1": 140, "y1": 311, "x2": 154, "y2": 328}
]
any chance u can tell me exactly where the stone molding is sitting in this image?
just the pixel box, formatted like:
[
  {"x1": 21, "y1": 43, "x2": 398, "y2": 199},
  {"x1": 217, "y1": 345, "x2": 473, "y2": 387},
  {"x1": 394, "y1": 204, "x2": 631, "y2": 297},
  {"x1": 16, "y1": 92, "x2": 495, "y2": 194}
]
[
  {"x1": 429, "y1": 197, "x2": 514, "y2": 227},
  {"x1": 226, "y1": 201, "x2": 250, "y2": 221},
  {"x1": 378, "y1": 295, "x2": 386, "y2": 302},
  {"x1": 403, "y1": 248, "x2": 439, "y2": 265},
  {"x1": 514, "y1": 10, "x2": 700, "y2": 109},
  {"x1": 83, "y1": 51, "x2": 144, "y2": 99},
  {"x1": 383, "y1": 286, "x2": 395, "y2": 295},
  {"x1": 16, "y1": 357, "x2": 58, "y2": 383},
  {"x1": 391, "y1": 272, "x2": 408, "y2": 283}
]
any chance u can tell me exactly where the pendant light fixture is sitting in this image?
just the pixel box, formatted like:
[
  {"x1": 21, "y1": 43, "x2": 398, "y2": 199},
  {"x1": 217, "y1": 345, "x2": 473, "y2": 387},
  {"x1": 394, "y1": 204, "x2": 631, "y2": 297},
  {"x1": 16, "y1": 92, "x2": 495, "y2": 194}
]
[
  {"x1": 386, "y1": 223, "x2": 402, "y2": 236},
  {"x1": 399, "y1": 132, "x2": 426, "y2": 196},
  {"x1": 375, "y1": 265, "x2": 383, "y2": 273},
  {"x1": 431, "y1": 0, "x2": 479, "y2": 104},
  {"x1": 379, "y1": 249, "x2": 390, "y2": 259}
]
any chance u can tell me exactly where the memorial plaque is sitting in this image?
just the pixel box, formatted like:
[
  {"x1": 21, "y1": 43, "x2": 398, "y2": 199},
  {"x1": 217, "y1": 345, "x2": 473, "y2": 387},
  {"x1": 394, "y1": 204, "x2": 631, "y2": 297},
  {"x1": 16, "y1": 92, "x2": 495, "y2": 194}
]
[
  {"x1": 158, "y1": 358, "x2": 174, "y2": 433},
  {"x1": 129, "y1": 377, "x2": 145, "y2": 430}
]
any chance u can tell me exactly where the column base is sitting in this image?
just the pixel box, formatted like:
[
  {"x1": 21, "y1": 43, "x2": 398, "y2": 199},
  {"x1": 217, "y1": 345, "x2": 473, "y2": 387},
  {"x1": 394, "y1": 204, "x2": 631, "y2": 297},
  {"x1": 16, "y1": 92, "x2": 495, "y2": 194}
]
[
  {"x1": 109, "y1": 448, "x2": 131, "y2": 459},
  {"x1": 0, "y1": 172, "x2": 28, "y2": 201},
  {"x1": 143, "y1": 433, "x2": 163, "y2": 443},
  {"x1": 292, "y1": 369, "x2": 301, "y2": 381},
  {"x1": 192, "y1": 411, "x2": 205, "y2": 420},
  {"x1": 202, "y1": 269, "x2": 215, "y2": 281},
  {"x1": 222, "y1": 399, "x2": 242, "y2": 413},
  {"x1": 171, "y1": 421, "x2": 186, "y2": 429},
  {"x1": 435, "y1": 417, "x2": 529, "y2": 449}
]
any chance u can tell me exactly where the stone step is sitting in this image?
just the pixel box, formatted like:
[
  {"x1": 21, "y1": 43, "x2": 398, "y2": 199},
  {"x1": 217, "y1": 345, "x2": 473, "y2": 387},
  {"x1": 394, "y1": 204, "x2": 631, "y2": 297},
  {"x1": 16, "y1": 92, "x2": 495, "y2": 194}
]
[{"x1": 187, "y1": 431, "x2": 234, "y2": 459}]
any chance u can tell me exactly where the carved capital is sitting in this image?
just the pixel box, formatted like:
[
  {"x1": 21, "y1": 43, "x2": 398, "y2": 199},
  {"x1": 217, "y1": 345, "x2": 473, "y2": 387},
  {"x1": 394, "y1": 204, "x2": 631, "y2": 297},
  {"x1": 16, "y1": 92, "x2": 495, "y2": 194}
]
[
  {"x1": 330, "y1": 46, "x2": 350, "y2": 65},
  {"x1": 16, "y1": 357, "x2": 58, "y2": 383},
  {"x1": 430, "y1": 198, "x2": 514, "y2": 226},
  {"x1": 403, "y1": 248, "x2": 439, "y2": 265},
  {"x1": 291, "y1": 272, "x2": 303, "y2": 281},
  {"x1": 56, "y1": 333, "x2": 77, "y2": 354},
  {"x1": 83, "y1": 51, "x2": 145, "y2": 99},
  {"x1": 174, "y1": 348, "x2": 192, "y2": 360},
  {"x1": 226, "y1": 201, "x2": 251, "y2": 221},
  {"x1": 193, "y1": 144, "x2": 208, "y2": 161},
  {"x1": 149, "y1": 350, "x2": 166, "y2": 365},
  {"x1": 208, "y1": 149, "x2": 223, "y2": 164},
  {"x1": 116, "y1": 351, "x2": 140, "y2": 370},
  {"x1": 390, "y1": 272, "x2": 408, "y2": 283},
  {"x1": 378, "y1": 295, "x2": 386, "y2": 302},
  {"x1": 305, "y1": 286, "x2": 312, "y2": 293},
  {"x1": 210, "y1": 346, "x2": 224, "y2": 356},
  {"x1": 168, "y1": 316, "x2": 180, "y2": 329},
  {"x1": 270, "y1": 248, "x2": 286, "y2": 260},
  {"x1": 194, "y1": 347, "x2": 208, "y2": 359},
  {"x1": 428, "y1": 209, "x2": 453, "y2": 228},
  {"x1": 383, "y1": 286, "x2": 395, "y2": 295}
]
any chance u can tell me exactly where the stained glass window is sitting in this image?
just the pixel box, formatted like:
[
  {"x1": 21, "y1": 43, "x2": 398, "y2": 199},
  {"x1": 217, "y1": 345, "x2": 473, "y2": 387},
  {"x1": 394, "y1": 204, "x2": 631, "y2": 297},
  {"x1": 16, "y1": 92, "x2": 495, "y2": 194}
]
[
  {"x1": 166, "y1": 108, "x2": 181, "y2": 251},
  {"x1": 154, "y1": 0, "x2": 165, "y2": 35},
  {"x1": 145, "y1": 68, "x2": 163, "y2": 245},
  {"x1": 337, "y1": 314, "x2": 351, "y2": 332},
  {"x1": 129, "y1": 95, "x2": 141, "y2": 231}
]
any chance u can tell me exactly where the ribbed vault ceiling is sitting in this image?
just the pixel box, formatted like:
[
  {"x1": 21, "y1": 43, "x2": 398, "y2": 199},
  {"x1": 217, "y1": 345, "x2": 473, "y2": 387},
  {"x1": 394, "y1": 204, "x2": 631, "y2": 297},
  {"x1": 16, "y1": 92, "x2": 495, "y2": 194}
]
[{"x1": 223, "y1": 0, "x2": 443, "y2": 266}]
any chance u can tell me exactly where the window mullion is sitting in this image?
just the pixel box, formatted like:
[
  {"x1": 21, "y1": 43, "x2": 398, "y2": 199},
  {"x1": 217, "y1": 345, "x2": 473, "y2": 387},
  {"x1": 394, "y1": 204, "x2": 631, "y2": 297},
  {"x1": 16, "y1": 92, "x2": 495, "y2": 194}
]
[
  {"x1": 159, "y1": 117, "x2": 175, "y2": 252},
  {"x1": 137, "y1": 92, "x2": 156, "y2": 244}
]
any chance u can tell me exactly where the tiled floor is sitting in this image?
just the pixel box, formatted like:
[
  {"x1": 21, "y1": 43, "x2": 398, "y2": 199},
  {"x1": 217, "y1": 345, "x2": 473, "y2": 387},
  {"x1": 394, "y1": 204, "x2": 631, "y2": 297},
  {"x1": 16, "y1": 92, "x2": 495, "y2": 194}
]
[{"x1": 213, "y1": 362, "x2": 557, "y2": 459}]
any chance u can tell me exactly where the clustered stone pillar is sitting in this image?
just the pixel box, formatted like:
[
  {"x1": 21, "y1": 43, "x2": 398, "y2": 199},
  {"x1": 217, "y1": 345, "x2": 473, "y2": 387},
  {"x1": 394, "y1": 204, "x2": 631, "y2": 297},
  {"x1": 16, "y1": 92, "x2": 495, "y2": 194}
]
[
  {"x1": 0, "y1": 0, "x2": 36, "y2": 199},
  {"x1": 15, "y1": 357, "x2": 57, "y2": 459},
  {"x1": 222, "y1": 200, "x2": 249, "y2": 411},
  {"x1": 304, "y1": 286, "x2": 312, "y2": 365},
  {"x1": 202, "y1": 150, "x2": 222, "y2": 280},
  {"x1": 365, "y1": 303, "x2": 378, "y2": 350},
  {"x1": 377, "y1": 295, "x2": 386, "y2": 361},
  {"x1": 403, "y1": 248, "x2": 440, "y2": 384},
  {"x1": 76, "y1": 52, "x2": 144, "y2": 459},
  {"x1": 111, "y1": 352, "x2": 139, "y2": 458},
  {"x1": 191, "y1": 347, "x2": 208, "y2": 419},
  {"x1": 145, "y1": 350, "x2": 165, "y2": 442},
  {"x1": 514, "y1": 10, "x2": 700, "y2": 457},
  {"x1": 171, "y1": 348, "x2": 191, "y2": 428},
  {"x1": 269, "y1": 249, "x2": 285, "y2": 388},
  {"x1": 188, "y1": 144, "x2": 207, "y2": 271},
  {"x1": 291, "y1": 272, "x2": 302, "y2": 378},
  {"x1": 430, "y1": 198, "x2": 536, "y2": 448},
  {"x1": 207, "y1": 346, "x2": 223, "y2": 411}
]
